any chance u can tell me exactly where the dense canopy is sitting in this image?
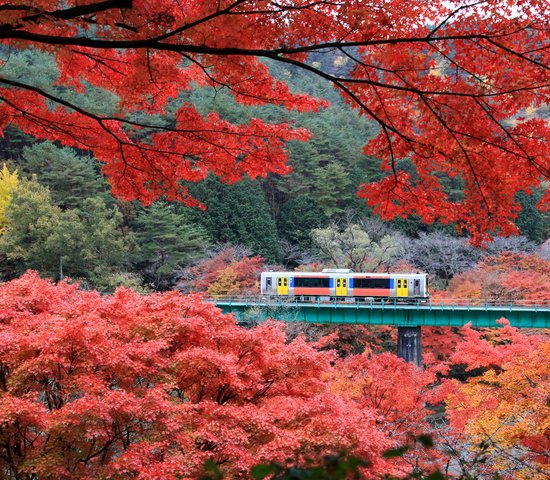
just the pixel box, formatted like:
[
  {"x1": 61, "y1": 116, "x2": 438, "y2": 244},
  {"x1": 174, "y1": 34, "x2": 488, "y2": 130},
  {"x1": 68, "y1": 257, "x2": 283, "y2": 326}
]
[{"x1": 0, "y1": 0, "x2": 547, "y2": 241}]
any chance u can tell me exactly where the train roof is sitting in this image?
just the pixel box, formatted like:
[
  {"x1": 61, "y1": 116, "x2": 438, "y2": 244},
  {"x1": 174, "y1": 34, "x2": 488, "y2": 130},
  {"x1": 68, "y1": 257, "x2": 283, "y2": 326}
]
[{"x1": 261, "y1": 271, "x2": 427, "y2": 277}]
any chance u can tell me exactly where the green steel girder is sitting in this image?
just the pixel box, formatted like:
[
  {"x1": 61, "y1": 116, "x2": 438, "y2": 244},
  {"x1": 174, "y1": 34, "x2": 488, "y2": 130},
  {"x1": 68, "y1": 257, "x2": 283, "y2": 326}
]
[{"x1": 214, "y1": 300, "x2": 550, "y2": 329}]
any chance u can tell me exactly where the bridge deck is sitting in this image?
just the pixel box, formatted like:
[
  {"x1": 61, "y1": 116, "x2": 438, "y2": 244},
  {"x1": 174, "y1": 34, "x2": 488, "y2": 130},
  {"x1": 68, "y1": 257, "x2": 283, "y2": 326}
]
[{"x1": 212, "y1": 298, "x2": 550, "y2": 328}]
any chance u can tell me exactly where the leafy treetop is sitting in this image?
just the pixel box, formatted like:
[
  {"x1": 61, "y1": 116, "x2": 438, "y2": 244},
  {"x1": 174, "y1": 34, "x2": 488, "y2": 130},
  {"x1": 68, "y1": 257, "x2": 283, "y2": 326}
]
[{"x1": 0, "y1": 0, "x2": 548, "y2": 242}]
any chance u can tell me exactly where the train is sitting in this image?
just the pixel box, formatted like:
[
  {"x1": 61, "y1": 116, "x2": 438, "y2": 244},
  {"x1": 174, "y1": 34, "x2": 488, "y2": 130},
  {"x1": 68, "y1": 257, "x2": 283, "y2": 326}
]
[{"x1": 260, "y1": 269, "x2": 429, "y2": 302}]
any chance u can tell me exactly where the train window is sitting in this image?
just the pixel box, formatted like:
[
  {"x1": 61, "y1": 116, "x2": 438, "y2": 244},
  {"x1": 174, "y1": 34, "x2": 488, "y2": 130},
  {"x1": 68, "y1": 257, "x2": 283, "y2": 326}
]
[
  {"x1": 294, "y1": 277, "x2": 330, "y2": 288},
  {"x1": 404, "y1": 279, "x2": 408, "y2": 287},
  {"x1": 336, "y1": 279, "x2": 340, "y2": 287},
  {"x1": 397, "y1": 279, "x2": 401, "y2": 288},
  {"x1": 283, "y1": 278, "x2": 288, "y2": 286},
  {"x1": 277, "y1": 278, "x2": 281, "y2": 286},
  {"x1": 354, "y1": 278, "x2": 390, "y2": 289},
  {"x1": 342, "y1": 279, "x2": 347, "y2": 287},
  {"x1": 266, "y1": 278, "x2": 272, "y2": 288}
]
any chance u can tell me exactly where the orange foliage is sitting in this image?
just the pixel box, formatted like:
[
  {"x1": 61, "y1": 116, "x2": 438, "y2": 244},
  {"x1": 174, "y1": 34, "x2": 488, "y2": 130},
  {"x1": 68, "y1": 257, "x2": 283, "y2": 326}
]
[
  {"x1": 445, "y1": 320, "x2": 550, "y2": 478},
  {"x1": 182, "y1": 247, "x2": 265, "y2": 296},
  {"x1": 446, "y1": 253, "x2": 550, "y2": 304}
]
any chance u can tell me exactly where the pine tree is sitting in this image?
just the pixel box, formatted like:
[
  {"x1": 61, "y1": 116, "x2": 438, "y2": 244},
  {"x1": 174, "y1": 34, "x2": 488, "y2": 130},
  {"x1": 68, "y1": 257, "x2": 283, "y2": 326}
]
[
  {"x1": 312, "y1": 163, "x2": 353, "y2": 218},
  {"x1": 20, "y1": 142, "x2": 107, "y2": 209},
  {"x1": 133, "y1": 202, "x2": 209, "y2": 290},
  {"x1": 190, "y1": 176, "x2": 282, "y2": 262},
  {"x1": 278, "y1": 195, "x2": 326, "y2": 249}
]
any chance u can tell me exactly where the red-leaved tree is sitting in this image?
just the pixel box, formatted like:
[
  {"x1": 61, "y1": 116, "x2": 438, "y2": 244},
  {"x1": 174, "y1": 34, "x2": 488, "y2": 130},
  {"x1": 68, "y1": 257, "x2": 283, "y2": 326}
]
[
  {"x1": 177, "y1": 246, "x2": 267, "y2": 296},
  {"x1": 445, "y1": 252, "x2": 550, "y2": 304},
  {"x1": 444, "y1": 320, "x2": 550, "y2": 478},
  {"x1": 0, "y1": 1, "x2": 547, "y2": 241},
  {"x1": 0, "y1": 271, "x2": 444, "y2": 480}
]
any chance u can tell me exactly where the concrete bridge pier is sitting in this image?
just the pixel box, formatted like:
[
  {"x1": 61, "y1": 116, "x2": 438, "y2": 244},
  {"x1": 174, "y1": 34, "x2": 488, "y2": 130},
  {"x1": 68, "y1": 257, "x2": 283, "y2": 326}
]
[{"x1": 397, "y1": 326, "x2": 422, "y2": 367}]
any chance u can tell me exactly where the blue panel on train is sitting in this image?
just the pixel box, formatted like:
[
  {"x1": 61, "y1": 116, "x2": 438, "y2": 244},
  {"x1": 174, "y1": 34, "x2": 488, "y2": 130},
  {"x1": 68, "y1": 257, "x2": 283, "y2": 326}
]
[
  {"x1": 329, "y1": 278, "x2": 334, "y2": 288},
  {"x1": 349, "y1": 278, "x2": 354, "y2": 288},
  {"x1": 390, "y1": 278, "x2": 395, "y2": 289},
  {"x1": 289, "y1": 277, "x2": 294, "y2": 287}
]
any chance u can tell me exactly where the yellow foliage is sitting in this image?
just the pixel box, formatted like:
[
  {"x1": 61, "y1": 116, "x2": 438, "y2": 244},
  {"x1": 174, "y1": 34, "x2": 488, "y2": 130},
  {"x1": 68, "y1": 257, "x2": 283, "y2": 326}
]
[
  {"x1": 448, "y1": 340, "x2": 550, "y2": 478},
  {"x1": 0, "y1": 164, "x2": 18, "y2": 234},
  {"x1": 207, "y1": 267, "x2": 241, "y2": 297}
]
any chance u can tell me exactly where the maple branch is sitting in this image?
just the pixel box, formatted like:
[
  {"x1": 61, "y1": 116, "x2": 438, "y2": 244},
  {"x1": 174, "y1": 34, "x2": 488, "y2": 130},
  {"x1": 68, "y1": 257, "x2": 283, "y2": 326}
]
[
  {"x1": 0, "y1": 0, "x2": 133, "y2": 32},
  {"x1": 149, "y1": 0, "x2": 249, "y2": 42},
  {"x1": 415, "y1": 92, "x2": 491, "y2": 211},
  {"x1": 1, "y1": 28, "x2": 545, "y2": 61},
  {"x1": 484, "y1": 37, "x2": 550, "y2": 71}
]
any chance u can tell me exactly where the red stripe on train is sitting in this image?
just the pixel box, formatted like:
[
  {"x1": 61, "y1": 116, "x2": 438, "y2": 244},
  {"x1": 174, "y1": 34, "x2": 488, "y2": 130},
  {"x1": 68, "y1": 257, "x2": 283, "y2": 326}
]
[
  {"x1": 294, "y1": 288, "x2": 331, "y2": 295},
  {"x1": 352, "y1": 289, "x2": 391, "y2": 296}
]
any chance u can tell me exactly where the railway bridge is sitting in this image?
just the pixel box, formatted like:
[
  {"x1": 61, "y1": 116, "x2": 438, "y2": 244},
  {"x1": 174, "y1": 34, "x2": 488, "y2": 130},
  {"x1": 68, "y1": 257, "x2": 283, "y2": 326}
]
[{"x1": 212, "y1": 297, "x2": 550, "y2": 366}]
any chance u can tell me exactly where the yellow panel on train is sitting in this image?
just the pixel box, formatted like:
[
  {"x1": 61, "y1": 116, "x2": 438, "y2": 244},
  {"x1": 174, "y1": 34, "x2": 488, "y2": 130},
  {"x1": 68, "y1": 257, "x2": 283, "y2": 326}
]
[
  {"x1": 396, "y1": 278, "x2": 409, "y2": 297},
  {"x1": 335, "y1": 277, "x2": 348, "y2": 296},
  {"x1": 277, "y1": 277, "x2": 289, "y2": 295}
]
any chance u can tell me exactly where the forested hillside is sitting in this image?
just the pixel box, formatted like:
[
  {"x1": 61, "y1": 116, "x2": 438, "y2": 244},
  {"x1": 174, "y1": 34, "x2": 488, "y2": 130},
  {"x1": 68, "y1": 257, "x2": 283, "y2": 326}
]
[
  {"x1": 0, "y1": 1, "x2": 549, "y2": 479},
  {"x1": 0, "y1": 48, "x2": 547, "y2": 291}
]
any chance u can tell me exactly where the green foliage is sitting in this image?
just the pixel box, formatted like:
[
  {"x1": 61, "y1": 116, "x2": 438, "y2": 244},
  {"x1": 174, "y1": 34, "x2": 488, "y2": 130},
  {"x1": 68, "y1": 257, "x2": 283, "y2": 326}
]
[
  {"x1": 0, "y1": 179, "x2": 133, "y2": 287},
  {"x1": 515, "y1": 190, "x2": 545, "y2": 243},
  {"x1": 0, "y1": 47, "x2": 119, "y2": 116},
  {"x1": 199, "y1": 436, "x2": 449, "y2": 480},
  {"x1": 190, "y1": 176, "x2": 282, "y2": 262},
  {"x1": 312, "y1": 163, "x2": 353, "y2": 218},
  {"x1": 186, "y1": 65, "x2": 379, "y2": 227},
  {"x1": 278, "y1": 195, "x2": 327, "y2": 248},
  {"x1": 20, "y1": 142, "x2": 108, "y2": 208},
  {"x1": 250, "y1": 454, "x2": 368, "y2": 480},
  {"x1": 133, "y1": 202, "x2": 209, "y2": 289}
]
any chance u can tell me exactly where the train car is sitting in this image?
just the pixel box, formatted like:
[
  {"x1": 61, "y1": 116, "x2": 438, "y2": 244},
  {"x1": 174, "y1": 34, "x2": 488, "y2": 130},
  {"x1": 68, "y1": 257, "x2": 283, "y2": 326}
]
[{"x1": 260, "y1": 269, "x2": 429, "y2": 302}]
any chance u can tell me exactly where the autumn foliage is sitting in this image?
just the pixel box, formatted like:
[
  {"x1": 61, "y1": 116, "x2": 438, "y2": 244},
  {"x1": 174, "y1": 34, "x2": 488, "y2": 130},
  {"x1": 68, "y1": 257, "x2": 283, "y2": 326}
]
[
  {"x1": 0, "y1": 1, "x2": 547, "y2": 241},
  {"x1": 0, "y1": 271, "x2": 448, "y2": 480},
  {"x1": 445, "y1": 320, "x2": 550, "y2": 478},
  {"x1": 445, "y1": 252, "x2": 550, "y2": 303},
  {"x1": 178, "y1": 247, "x2": 267, "y2": 296},
  {"x1": 1, "y1": 264, "x2": 550, "y2": 479}
]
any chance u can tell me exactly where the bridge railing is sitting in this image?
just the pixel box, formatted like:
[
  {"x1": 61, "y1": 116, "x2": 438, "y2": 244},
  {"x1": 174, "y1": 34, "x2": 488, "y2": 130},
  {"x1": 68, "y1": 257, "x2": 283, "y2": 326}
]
[{"x1": 204, "y1": 295, "x2": 550, "y2": 310}]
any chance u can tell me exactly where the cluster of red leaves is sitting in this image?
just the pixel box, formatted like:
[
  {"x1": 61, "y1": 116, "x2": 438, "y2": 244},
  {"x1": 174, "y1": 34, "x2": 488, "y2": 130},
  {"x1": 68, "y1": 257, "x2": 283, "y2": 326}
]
[
  {"x1": 445, "y1": 252, "x2": 550, "y2": 304},
  {"x1": 443, "y1": 320, "x2": 550, "y2": 478},
  {"x1": 0, "y1": 1, "x2": 547, "y2": 241},
  {"x1": 0, "y1": 272, "x2": 445, "y2": 480},
  {"x1": 206, "y1": 256, "x2": 267, "y2": 297},
  {"x1": 179, "y1": 247, "x2": 267, "y2": 296},
  {"x1": 422, "y1": 253, "x2": 550, "y2": 367}
]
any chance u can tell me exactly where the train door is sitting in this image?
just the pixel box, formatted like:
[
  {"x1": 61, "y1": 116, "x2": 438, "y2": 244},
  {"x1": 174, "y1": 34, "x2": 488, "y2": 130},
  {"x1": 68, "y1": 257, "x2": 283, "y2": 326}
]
[
  {"x1": 396, "y1": 278, "x2": 409, "y2": 297},
  {"x1": 277, "y1": 277, "x2": 289, "y2": 295},
  {"x1": 335, "y1": 278, "x2": 348, "y2": 296}
]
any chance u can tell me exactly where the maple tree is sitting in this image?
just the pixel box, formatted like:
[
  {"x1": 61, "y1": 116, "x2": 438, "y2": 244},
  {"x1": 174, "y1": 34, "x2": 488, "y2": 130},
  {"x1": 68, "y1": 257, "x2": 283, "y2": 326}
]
[
  {"x1": 2, "y1": 271, "x2": 450, "y2": 479},
  {"x1": 178, "y1": 245, "x2": 267, "y2": 295},
  {"x1": 445, "y1": 252, "x2": 550, "y2": 303},
  {"x1": 0, "y1": 0, "x2": 547, "y2": 241},
  {"x1": 444, "y1": 320, "x2": 550, "y2": 479}
]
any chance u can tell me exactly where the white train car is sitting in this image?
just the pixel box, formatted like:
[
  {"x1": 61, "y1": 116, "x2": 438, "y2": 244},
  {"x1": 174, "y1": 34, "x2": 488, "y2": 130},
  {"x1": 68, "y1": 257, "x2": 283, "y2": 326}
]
[{"x1": 261, "y1": 269, "x2": 428, "y2": 302}]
